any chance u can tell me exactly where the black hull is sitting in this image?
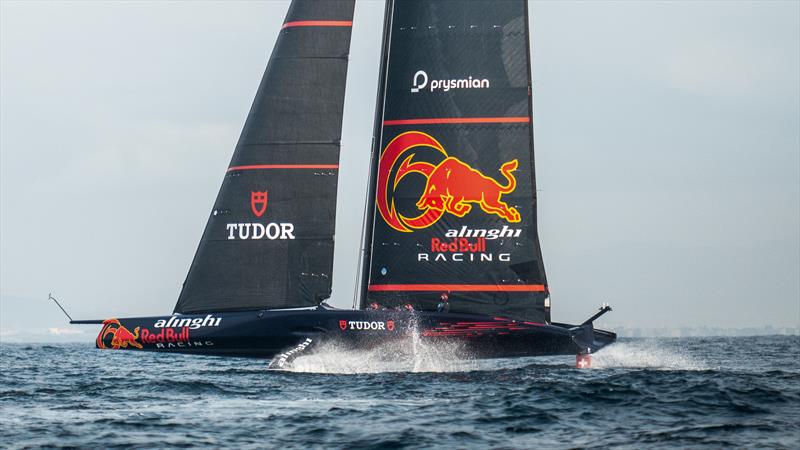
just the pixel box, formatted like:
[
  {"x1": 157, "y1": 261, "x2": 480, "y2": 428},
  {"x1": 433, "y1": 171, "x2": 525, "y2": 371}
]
[{"x1": 95, "y1": 309, "x2": 616, "y2": 359}]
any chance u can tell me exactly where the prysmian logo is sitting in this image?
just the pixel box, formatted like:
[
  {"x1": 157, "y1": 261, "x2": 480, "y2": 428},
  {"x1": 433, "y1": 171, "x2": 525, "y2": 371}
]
[{"x1": 410, "y1": 70, "x2": 490, "y2": 93}]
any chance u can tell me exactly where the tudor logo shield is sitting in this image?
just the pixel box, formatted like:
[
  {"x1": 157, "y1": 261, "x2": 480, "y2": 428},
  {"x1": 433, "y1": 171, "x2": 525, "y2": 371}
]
[
  {"x1": 387, "y1": 320, "x2": 395, "y2": 331},
  {"x1": 251, "y1": 191, "x2": 268, "y2": 217},
  {"x1": 339, "y1": 320, "x2": 347, "y2": 330}
]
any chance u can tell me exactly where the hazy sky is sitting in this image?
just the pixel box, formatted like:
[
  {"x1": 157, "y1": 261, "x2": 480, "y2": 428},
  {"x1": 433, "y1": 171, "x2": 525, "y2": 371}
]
[{"x1": 1, "y1": 0, "x2": 798, "y2": 341}]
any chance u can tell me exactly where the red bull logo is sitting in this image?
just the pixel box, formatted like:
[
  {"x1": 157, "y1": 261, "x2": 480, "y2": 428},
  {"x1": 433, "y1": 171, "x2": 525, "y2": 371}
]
[
  {"x1": 377, "y1": 131, "x2": 521, "y2": 232},
  {"x1": 96, "y1": 319, "x2": 143, "y2": 350}
]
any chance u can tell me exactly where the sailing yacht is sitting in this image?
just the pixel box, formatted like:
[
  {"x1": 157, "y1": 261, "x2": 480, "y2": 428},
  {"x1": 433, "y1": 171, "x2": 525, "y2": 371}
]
[{"x1": 67, "y1": 0, "x2": 616, "y2": 368}]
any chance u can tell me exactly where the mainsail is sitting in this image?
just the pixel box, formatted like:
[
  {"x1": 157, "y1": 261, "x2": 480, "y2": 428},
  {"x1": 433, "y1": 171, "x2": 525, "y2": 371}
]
[
  {"x1": 174, "y1": 0, "x2": 356, "y2": 314},
  {"x1": 362, "y1": 0, "x2": 550, "y2": 322}
]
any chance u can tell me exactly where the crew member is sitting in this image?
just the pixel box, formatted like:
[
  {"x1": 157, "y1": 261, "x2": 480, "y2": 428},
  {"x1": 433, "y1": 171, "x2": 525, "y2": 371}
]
[{"x1": 437, "y1": 292, "x2": 450, "y2": 313}]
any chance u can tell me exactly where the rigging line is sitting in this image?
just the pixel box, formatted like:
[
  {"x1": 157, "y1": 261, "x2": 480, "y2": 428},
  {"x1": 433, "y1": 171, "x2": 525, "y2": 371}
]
[
  {"x1": 356, "y1": 0, "x2": 396, "y2": 311},
  {"x1": 353, "y1": 183, "x2": 370, "y2": 310}
]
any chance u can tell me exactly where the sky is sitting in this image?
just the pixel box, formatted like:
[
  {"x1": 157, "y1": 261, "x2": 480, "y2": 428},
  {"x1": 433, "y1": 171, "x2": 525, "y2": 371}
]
[{"x1": 1, "y1": 0, "x2": 798, "y2": 342}]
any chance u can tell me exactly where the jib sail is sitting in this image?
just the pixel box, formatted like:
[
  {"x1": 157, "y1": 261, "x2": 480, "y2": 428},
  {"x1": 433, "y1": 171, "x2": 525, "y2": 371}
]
[
  {"x1": 174, "y1": 0, "x2": 355, "y2": 314},
  {"x1": 361, "y1": 0, "x2": 550, "y2": 322}
]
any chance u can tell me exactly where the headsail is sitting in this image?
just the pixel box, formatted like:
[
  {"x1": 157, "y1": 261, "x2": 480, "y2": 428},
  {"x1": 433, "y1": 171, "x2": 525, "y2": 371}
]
[
  {"x1": 174, "y1": 0, "x2": 356, "y2": 314},
  {"x1": 362, "y1": 0, "x2": 549, "y2": 322}
]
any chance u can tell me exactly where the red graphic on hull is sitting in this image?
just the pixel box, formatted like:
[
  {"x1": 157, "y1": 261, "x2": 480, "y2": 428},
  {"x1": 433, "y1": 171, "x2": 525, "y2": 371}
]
[
  {"x1": 97, "y1": 319, "x2": 143, "y2": 349},
  {"x1": 422, "y1": 318, "x2": 542, "y2": 338}
]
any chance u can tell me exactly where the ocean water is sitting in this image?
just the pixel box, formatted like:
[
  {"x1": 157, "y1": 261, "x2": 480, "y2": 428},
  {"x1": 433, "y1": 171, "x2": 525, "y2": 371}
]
[{"x1": 1, "y1": 336, "x2": 798, "y2": 449}]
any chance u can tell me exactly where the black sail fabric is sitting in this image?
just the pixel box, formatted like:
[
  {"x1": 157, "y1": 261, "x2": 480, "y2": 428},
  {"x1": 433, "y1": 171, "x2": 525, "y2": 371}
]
[
  {"x1": 364, "y1": 0, "x2": 550, "y2": 322},
  {"x1": 174, "y1": 0, "x2": 355, "y2": 314}
]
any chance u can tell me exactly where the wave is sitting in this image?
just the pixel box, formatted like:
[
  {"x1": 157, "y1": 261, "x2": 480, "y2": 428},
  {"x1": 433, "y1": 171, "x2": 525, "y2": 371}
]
[
  {"x1": 277, "y1": 338, "x2": 711, "y2": 374},
  {"x1": 274, "y1": 327, "x2": 482, "y2": 374},
  {"x1": 591, "y1": 340, "x2": 709, "y2": 370}
]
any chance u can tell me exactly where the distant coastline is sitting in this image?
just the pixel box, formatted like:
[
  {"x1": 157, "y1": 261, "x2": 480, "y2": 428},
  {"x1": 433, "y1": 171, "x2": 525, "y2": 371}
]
[{"x1": 607, "y1": 325, "x2": 800, "y2": 338}]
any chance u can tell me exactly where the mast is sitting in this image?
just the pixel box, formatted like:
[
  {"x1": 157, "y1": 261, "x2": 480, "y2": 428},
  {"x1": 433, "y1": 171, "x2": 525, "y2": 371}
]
[
  {"x1": 356, "y1": 0, "x2": 395, "y2": 310},
  {"x1": 174, "y1": 0, "x2": 356, "y2": 314},
  {"x1": 523, "y1": 0, "x2": 550, "y2": 320},
  {"x1": 361, "y1": 0, "x2": 549, "y2": 322}
]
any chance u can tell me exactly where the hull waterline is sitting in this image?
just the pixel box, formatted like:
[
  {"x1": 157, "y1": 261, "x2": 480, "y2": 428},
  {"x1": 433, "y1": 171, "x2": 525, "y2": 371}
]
[{"x1": 94, "y1": 309, "x2": 616, "y2": 359}]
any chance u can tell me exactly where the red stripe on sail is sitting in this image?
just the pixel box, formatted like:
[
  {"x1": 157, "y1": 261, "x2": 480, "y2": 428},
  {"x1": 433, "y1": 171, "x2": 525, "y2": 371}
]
[
  {"x1": 368, "y1": 284, "x2": 546, "y2": 292},
  {"x1": 383, "y1": 117, "x2": 530, "y2": 126},
  {"x1": 227, "y1": 164, "x2": 339, "y2": 172},
  {"x1": 282, "y1": 21, "x2": 353, "y2": 29}
]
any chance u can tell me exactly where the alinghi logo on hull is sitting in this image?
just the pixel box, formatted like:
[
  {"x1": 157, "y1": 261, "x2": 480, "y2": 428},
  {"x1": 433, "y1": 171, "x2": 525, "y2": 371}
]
[{"x1": 154, "y1": 314, "x2": 221, "y2": 330}]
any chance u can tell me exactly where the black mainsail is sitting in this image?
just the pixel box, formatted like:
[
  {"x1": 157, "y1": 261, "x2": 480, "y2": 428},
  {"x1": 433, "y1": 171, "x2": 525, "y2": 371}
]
[
  {"x1": 362, "y1": 0, "x2": 549, "y2": 323},
  {"x1": 174, "y1": 0, "x2": 356, "y2": 314}
]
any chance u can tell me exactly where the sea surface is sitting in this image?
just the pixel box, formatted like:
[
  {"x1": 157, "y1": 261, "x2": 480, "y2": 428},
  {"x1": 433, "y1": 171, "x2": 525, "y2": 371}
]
[{"x1": 1, "y1": 336, "x2": 798, "y2": 449}]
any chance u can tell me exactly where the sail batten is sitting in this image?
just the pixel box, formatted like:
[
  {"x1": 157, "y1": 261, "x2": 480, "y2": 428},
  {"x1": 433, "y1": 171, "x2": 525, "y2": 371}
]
[
  {"x1": 368, "y1": 284, "x2": 547, "y2": 292},
  {"x1": 227, "y1": 165, "x2": 340, "y2": 172},
  {"x1": 362, "y1": 0, "x2": 549, "y2": 322},
  {"x1": 174, "y1": 0, "x2": 355, "y2": 314},
  {"x1": 384, "y1": 117, "x2": 530, "y2": 125},
  {"x1": 282, "y1": 20, "x2": 353, "y2": 29}
]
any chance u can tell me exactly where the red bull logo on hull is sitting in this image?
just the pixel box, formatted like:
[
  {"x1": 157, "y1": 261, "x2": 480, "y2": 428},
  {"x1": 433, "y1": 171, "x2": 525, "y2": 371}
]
[
  {"x1": 97, "y1": 319, "x2": 216, "y2": 350},
  {"x1": 96, "y1": 319, "x2": 143, "y2": 350},
  {"x1": 376, "y1": 131, "x2": 521, "y2": 233}
]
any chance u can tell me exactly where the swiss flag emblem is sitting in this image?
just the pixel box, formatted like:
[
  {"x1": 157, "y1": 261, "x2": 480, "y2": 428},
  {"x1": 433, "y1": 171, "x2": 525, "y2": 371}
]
[
  {"x1": 387, "y1": 320, "x2": 395, "y2": 331},
  {"x1": 339, "y1": 320, "x2": 347, "y2": 330},
  {"x1": 251, "y1": 191, "x2": 268, "y2": 218}
]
